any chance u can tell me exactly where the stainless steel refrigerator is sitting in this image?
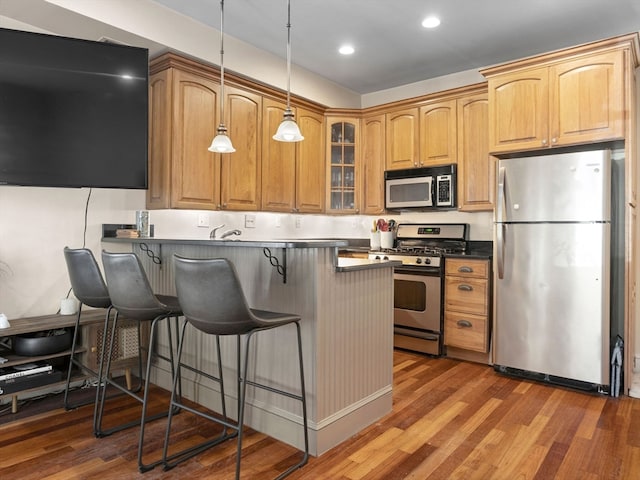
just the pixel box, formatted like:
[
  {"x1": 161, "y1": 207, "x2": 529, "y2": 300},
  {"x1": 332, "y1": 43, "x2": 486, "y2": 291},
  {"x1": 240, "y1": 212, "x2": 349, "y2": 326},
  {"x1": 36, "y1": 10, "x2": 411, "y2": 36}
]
[{"x1": 493, "y1": 149, "x2": 612, "y2": 391}]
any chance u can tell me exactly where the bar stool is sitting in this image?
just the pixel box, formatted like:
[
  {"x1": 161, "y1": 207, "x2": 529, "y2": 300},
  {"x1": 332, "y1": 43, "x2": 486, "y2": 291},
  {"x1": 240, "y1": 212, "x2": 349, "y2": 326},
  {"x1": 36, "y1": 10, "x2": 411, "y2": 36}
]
[
  {"x1": 62, "y1": 247, "x2": 124, "y2": 410},
  {"x1": 97, "y1": 250, "x2": 182, "y2": 473},
  {"x1": 163, "y1": 255, "x2": 309, "y2": 479}
]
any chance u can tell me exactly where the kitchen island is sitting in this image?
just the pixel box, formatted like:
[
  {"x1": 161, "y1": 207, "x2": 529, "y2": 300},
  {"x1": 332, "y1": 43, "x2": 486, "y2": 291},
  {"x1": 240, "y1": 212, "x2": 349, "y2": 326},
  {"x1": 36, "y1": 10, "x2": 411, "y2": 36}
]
[{"x1": 101, "y1": 236, "x2": 398, "y2": 456}]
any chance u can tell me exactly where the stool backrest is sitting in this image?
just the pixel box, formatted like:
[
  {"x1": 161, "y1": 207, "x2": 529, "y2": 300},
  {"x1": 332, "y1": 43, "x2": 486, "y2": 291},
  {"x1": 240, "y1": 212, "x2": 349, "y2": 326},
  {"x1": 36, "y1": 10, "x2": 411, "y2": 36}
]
[
  {"x1": 63, "y1": 247, "x2": 111, "y2": 309},
  {"x1": 174, "y1": 255, "x2": 256, "y2": 335},
  {"x1": 102, "y1": 250, "x2": 168, "y2": 320}
]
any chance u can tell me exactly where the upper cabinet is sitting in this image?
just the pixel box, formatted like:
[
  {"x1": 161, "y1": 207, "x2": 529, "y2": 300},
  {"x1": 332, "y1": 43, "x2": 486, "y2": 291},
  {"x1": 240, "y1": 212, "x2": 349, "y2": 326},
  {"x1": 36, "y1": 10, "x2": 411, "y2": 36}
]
[
  {"x1": 457, "y1": 93, "x2": 493, "y2": 211},
  {"x1": 148, "y1": 53, "x2": 325, "y2": 213},
  {"x1": 326, "y1": 117, "x2": 358, "y2": 213},
  {"x1": 296, "y1": 107, "x2": 326, "y2": 213},
  {"x1": 483, "y1": 46, "x2": 626, "y2": 154},
  {"x1": 361, "y1": 114, "x2": 386, "y2": 215},
  {"x1": 262, "y1": 99, "x2": 325, "y2": 213},
  {"x1": 147, "y1": 66, "x2": 221, "y2": 210},
  {"x1": 420, "y1": 99, "x2": 457, "y2": 167},
  {"x1": 220, "y1": 86, "x2": 262, "y2": 211},
  {"x1": 261, "y1": 98, "x2": 297, "y2": 212},
  {"x1": 385, "y1": 108, "x2": 419, "y2": 170}
]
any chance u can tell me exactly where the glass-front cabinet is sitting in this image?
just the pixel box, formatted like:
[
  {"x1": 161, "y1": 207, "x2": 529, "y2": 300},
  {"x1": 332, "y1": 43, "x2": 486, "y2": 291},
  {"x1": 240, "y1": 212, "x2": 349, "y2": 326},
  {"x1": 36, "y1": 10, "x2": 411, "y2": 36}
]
[{"x1": 326, "y1": 118, "x2": 359, "y2": 213}]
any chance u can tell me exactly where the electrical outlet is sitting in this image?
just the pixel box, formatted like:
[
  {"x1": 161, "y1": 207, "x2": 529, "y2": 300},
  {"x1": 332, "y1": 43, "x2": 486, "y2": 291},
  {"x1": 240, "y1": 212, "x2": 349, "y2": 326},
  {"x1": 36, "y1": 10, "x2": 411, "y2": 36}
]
[
  {"x1": 197, "y1": 213, "x2": 209, "y2": 228},
  {"x1": 295, "y1": 216, "x2": 302, "y2": 228},
  {"x1": 244, "y1": 214, "x2": 256, "y2": 228},
  {"x1": 275, "y1": 216, "x2": 281, "y2": 228}
]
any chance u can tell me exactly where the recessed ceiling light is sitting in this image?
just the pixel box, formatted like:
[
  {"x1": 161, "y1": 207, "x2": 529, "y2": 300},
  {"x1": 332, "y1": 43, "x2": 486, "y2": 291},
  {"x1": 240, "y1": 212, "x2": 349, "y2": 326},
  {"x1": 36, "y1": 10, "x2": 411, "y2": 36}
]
[
  {"x1": 339, "y1": 45, "x2": 355, "y2": 55},
  {"x1": 421, "y1": 16, "x2": 441, "y2": 28}
]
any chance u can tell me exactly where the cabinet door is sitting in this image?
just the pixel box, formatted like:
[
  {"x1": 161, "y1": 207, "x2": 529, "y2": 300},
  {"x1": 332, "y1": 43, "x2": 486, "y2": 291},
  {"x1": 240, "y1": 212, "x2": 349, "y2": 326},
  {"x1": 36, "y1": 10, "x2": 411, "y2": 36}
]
[
  {"x1": 147, "y1": 69, "x2": 172, "y2": 209},
  {"x1": 261, "y1": 99, "x2": 296, "y2": 212},
  {"x1": 550, "y1": 50, "x2": 625, "y2": 146},
  {"x1": 457, "y1": 93, "x2": 494, "y2": 211},
  {"x1": 385, "y1": 107, "x2": 419, "y2": 170},
  {"x1": 488, "y1": 67, "x2": 549, "y2": 153},
  {"x1": 170, "y1": 69, "x2": 221, "y2": 209},
  {"x1": 296, "y1": 108, "x2": 325, "y2": 213},
  {"x1": 327, "y1": 117, "x2": 358, "y2": 213},
  {"x1": 419, "y1": 99, "x2": 457, "y2": 167},
  {"x1": 362, "y1": 114, "x2": 386, "y2": 215},
  {"x1": 220, "y1": 86, "x2": 262, "y2": 211}
]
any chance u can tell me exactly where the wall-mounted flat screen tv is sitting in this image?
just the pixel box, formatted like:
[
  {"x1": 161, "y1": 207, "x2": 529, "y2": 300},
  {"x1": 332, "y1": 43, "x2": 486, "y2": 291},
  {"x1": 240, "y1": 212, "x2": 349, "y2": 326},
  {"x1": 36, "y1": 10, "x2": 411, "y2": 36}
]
[{"x1": 0, "y1": 27, "x2": 148, "y2": 189}]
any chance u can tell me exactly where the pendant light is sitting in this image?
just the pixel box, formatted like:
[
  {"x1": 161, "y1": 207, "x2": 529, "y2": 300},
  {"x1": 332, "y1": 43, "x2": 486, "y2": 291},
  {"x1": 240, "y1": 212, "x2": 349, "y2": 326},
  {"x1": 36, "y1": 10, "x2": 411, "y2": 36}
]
[
  {"x1": 208, "y1": 0, "x2": 235, "y2": 153},
  {"x1": 273, "y1": 0, "x2": 304, "y2": 142}
]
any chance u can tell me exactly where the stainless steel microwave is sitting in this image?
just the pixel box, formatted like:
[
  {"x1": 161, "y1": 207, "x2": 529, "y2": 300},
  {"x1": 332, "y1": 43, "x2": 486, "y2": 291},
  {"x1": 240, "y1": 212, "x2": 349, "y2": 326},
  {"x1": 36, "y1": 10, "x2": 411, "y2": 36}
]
[{"x1": 384, "y1": 164, "x2": 456, "y2": 210}]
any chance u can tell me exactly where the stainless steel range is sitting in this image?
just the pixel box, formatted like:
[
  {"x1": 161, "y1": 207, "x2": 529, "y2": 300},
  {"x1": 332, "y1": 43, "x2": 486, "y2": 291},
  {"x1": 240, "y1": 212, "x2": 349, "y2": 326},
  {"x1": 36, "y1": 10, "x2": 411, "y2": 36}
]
[{"x1": 369, "y1": 223, "x2": 469, "y2": 355}]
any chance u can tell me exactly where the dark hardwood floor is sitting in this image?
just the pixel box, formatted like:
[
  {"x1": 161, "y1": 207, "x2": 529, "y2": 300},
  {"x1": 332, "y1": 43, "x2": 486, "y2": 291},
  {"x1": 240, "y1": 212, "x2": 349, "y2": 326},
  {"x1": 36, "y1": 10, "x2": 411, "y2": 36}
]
[{"x1": 1, "y1": 350, "x2": 639, "y2": 479}]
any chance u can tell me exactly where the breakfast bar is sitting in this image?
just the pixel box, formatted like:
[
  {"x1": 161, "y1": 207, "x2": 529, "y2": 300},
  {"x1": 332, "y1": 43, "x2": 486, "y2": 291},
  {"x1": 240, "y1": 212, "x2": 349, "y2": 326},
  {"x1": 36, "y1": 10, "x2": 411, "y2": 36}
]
[{"x1": 102, "y1": 236, "x2": 398, "y2": 456}]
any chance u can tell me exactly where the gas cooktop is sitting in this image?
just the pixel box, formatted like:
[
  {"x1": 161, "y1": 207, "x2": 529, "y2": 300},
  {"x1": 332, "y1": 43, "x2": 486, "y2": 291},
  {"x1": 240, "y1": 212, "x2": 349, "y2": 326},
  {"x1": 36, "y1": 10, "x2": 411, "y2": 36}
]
[{"x1": 369, "y1": 223, "x2": 469, "y2": 268}]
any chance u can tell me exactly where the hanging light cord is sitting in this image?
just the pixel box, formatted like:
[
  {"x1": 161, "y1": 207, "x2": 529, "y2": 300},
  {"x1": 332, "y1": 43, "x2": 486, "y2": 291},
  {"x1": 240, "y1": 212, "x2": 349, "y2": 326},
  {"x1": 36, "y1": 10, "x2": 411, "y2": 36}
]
[
  {"x1": 219, "y1": 0, "x2": 226, "y2": 129},
  {"x1": 285, "y1": 0, "x2": 292, "y2": 110}
]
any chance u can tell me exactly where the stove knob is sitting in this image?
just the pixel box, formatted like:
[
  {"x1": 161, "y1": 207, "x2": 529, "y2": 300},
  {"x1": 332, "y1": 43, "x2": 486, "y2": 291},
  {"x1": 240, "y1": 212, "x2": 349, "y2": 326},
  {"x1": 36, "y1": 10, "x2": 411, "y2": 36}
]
[
  {"x1": 415, "y1": 258, "x2": 422, "y2": 264},
  {"x1": 383, "y1": 256, "x2": 389, "y2": 261},
  {"x1": 425, "y1": 258, "x2": 431, "y2": 264},
  {"x1": 374, "y1": 255, "x2": 381, "y2": 260}
]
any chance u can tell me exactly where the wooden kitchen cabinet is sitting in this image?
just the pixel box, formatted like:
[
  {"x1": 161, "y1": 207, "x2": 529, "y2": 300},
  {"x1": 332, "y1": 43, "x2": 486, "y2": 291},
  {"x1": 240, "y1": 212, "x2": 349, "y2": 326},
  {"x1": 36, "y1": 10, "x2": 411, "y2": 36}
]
[
  {"x1": 262, "y1": 100, "x2": 325, "y2": 213},
  {"x1": 361, "y1": 113, "x2": 386, "y2": 214},
  {"x1": 220, "y1": 85, "x2": 262, "y2": 211},
  {"x1": 147, "y1": 66, "x2": 221, "y2": 210},
  {"x1": 419, "y1": 99, "x2": 457, "y2": 167},
  {"x1": 484, "y1": 48, "x2": 625, "y2": 154},
  {"x1": 385, "y1": 107, "x2": 419, "y2": 170},
  {"x1": 326, "y1": 117, "x2": 359, "y2": 213},
  {"x1": 296, "y1": 107, "x2": 326, "y2": 213},
  {"x1": 456, "y1": 92, "x2": 494, "y2": 211},
  {"x1": 444, "y1": 257, "x2": 491, "y2": 357},
  {"x1": 261, "y1": 98, "x2": 297, "y2": 212}
]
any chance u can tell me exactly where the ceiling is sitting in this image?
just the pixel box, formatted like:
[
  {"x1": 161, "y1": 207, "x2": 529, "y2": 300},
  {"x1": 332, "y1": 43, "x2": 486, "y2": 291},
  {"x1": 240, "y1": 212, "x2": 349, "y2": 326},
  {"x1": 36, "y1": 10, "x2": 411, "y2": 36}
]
[{"x1": 151, "y1": 0, "x2": 640, "y2": 94}]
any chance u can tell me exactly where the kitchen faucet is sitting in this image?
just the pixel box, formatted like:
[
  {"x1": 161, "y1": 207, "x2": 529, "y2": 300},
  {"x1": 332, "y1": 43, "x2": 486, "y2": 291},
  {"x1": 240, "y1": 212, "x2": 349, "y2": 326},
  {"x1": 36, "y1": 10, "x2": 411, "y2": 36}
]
[
  {"x1": 220, "y1": 229, "x2": 242, "y2": 239},
  {"x1": 209, "y1": 224, "x2": 225, "y2": 239}
]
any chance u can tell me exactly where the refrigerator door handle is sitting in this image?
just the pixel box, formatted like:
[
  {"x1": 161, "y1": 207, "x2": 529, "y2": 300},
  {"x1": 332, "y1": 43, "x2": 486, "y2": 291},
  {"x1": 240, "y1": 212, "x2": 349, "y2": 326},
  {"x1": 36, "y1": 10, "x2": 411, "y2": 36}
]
[{"x1": 496, "y1": 166, "x2": 506, "y2": 279}]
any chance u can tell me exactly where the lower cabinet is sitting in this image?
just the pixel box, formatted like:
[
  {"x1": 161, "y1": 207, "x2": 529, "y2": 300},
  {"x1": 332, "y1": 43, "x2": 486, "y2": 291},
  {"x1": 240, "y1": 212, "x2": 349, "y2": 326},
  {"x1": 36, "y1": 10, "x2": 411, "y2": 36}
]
[{"x1": 444, "y1": 257, "x2": 492, "y2": 362}]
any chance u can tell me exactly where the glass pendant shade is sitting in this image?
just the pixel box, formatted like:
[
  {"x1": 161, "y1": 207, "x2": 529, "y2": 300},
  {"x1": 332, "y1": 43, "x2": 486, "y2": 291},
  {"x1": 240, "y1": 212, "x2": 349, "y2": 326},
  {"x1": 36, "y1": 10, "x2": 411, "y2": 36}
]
[
  {"x1": 208, "y1": 124, "x2": 236, "y2": 153},
  {"x1": 273, "y1": 109, "x2": 304, "y2": 142}
]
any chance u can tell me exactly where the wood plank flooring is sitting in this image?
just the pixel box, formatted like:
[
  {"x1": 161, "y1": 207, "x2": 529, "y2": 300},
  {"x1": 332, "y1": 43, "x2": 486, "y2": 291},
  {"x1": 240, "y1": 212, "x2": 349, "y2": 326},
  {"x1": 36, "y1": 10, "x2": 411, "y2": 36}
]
[{"x1": 1, "y1": 349, "x2": 639, "y2": 479}]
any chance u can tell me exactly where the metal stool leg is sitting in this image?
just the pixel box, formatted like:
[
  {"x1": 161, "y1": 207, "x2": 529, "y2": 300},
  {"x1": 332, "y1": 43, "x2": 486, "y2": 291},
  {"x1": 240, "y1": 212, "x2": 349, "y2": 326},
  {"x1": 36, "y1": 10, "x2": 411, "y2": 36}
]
[{"x1": 162, "y1": 325, "x2": 236, "y2": 470}]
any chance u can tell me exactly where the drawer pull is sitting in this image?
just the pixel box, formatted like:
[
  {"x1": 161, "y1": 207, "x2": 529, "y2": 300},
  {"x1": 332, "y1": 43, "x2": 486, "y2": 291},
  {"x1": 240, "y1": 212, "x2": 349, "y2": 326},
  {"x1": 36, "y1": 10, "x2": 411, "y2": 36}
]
[
  {"x1": 458, "y1": 266, "x2": 473, "y2": 273},
  {"x1": 457, "y1": 320, "x2": 473, "y2": 328},
  {"x1": 457, "y1": 284, "x2": 473, "y2": 291}
]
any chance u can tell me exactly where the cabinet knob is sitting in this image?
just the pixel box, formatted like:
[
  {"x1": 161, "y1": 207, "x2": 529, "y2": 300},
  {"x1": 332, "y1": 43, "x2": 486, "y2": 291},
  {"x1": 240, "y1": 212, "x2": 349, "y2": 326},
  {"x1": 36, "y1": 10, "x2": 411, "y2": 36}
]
[
  {"x1": 457, "y1": 284, "x2": 473, "y2": 291},
  {"x1": 551, "y1": 137, "x2": 557, "y2": 143},
  {"x1": 541, "y1": 139, "x2": 548, "y2": 145},
  {"x1": 457, "y1": 319, "x2": 473, "y2": 328}
]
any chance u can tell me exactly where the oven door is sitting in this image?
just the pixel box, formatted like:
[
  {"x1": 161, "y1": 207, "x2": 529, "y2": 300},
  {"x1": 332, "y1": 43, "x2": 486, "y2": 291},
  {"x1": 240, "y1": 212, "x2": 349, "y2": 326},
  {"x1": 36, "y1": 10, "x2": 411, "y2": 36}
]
[{"x1": 393, "y1": 271, "x2": 442, "y2": 332}]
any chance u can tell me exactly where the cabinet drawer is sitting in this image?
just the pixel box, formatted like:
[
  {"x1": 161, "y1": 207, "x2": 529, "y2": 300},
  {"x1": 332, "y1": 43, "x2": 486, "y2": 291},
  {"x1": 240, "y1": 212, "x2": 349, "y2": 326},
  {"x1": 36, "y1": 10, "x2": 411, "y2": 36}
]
[
  {"x1": 444, "y1": 277, "x2": 488, "y2": 315},
  {"x1": 444, "y1": 312, "x2": 488, "y2": 352},
  {"x1": 445, "y1": 258, "x2": 489, "y2": 278}
]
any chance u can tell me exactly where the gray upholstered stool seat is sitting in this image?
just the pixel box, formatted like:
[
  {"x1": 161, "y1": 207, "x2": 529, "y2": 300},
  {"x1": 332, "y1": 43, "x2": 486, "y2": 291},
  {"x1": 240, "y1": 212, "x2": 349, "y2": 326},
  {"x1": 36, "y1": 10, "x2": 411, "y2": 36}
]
[
  {"x1": 162, "y1": 255, "x2": 308, "y2": 479},
  {"x1": 96, "y1": 250, "x2": 183, "y2": 473}
]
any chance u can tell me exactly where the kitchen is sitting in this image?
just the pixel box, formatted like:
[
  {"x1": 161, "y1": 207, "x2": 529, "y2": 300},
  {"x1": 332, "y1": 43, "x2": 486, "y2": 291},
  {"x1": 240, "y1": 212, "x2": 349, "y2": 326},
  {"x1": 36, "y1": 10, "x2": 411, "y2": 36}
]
[{"x1": 0, "y1": 0, "x2": 639, "y2": 478}]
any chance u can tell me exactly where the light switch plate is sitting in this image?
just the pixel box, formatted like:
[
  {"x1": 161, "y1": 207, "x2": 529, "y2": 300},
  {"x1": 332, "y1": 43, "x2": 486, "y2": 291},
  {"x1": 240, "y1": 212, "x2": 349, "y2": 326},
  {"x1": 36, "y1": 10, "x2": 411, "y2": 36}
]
[{"x1": 197, "y1": 213, "x2": 209, "y2": 228}]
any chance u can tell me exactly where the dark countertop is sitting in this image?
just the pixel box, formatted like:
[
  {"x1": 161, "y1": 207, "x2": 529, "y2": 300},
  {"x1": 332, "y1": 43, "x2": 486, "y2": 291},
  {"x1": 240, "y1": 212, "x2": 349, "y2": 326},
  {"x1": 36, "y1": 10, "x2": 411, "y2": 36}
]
[{"x1": 102, "y1": 236, "x2": 351, "y2": 249}]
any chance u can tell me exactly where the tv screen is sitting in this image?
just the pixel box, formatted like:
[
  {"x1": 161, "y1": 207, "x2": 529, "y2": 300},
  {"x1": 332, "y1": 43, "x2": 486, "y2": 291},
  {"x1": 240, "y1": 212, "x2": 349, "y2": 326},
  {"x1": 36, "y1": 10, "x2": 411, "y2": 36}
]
[{"x1": 0, "y1": 28, "x2": 149, "y2": 189}]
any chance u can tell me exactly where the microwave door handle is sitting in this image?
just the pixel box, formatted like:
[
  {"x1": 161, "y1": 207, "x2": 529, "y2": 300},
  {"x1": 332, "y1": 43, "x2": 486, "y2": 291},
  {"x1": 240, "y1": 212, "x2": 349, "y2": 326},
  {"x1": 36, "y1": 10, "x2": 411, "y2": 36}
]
[{"x1": 496, "y1": 166, "x2": 506, "y2": 279}]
